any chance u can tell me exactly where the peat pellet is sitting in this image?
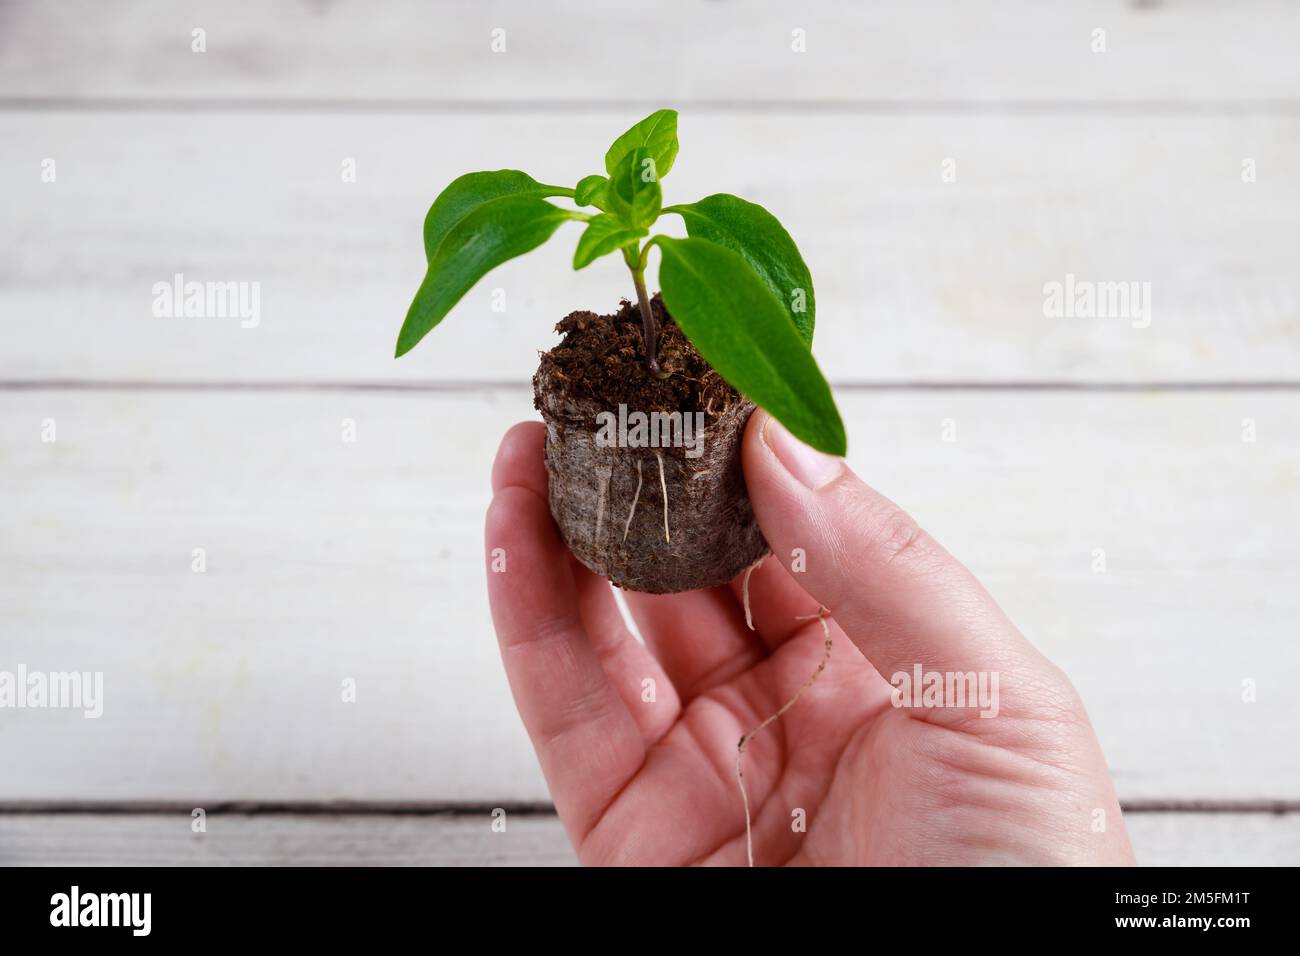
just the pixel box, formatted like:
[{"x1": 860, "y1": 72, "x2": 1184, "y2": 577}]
[{"x1": 534, "y1": 294, "x2": 769, "y2": 594}]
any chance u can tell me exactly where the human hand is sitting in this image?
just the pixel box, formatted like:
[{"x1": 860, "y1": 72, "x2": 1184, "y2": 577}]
[{"x1": 485, "y1": 412, "x2": 1135, "y2": 865}]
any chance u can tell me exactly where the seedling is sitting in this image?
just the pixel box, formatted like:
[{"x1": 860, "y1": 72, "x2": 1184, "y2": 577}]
[
  {"x1": 396, "y1": 109, "x2": 845, "y2": 456},
  {"x1": 398, "y1": 113, "x2": 845, "y2": 861}
]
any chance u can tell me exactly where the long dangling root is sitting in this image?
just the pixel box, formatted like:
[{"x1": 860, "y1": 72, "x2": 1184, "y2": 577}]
[
  {"x1": 622, "y1": 459, "x2": 643, "y2": 543},
  {"x1": 740, "y1": 555, "x2": 767, "y2": 632},
  {"x1": 655, "y1": 450, "x2": 670, "y2": 544},
  {"x1": 735, "y1": 606, "x2": 833, "y2": 867}
]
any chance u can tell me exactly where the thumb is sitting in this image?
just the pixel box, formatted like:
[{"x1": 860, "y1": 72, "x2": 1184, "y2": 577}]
[{"x1": 742, "y1": 410, "x2": 1039, "y2": 681}]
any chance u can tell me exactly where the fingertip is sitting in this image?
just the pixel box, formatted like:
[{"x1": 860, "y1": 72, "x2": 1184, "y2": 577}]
[
  {"x1": 741, "y1": 408, "x2": 777, "y2": 500},
  {"x1": 484, "y1": 484, "x2": 527, "y2": 549},
  {"x1": 742, "y1": 408, "x2": 809, "y2": 535},
  {"x1": 743, "y1": 407, "x2": 772, "y2": 459},
  {"x1": 484, "y1": 484, "x2": 579, "y2": 644},
  {"x1": 485, "y1": 486, "x2": 530, "y2": 584},
  {"x1": 485, "y1": 482, "x2": 559, "y2": 558},
  {"x1": 491, "y1": 420, "x2": 548, "y2": 497}
]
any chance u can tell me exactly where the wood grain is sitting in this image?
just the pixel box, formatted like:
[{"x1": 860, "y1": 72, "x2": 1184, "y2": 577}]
[
  {"x1": 1, "y1": 810, "x2": 1296, "y2": 866},
  {"x1": 4, "y1": 0, "x2": 1297, "y2": 864},
  {"x1": 2, "y1": 1, "x2": 1298, "y2": 105},
  {"x1": 3, "y1": 112, "x2": 1298, "y2": 385},
  {"x1": 2, "y1": 389, "x2": 1296, "y2": 802},
  {"x1": 0, "y1": 812, "x2": 578, "y2": 866}
]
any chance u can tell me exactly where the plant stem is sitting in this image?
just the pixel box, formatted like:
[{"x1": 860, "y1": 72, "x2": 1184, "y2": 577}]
[{"x1": 629, "y1": 260, "x2": 664, "y2": 377}]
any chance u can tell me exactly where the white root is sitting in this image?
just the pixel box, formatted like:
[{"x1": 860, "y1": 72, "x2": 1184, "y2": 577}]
[
  {"x1": 655, "y1": 450, "x2": 670, "y2": 545},
  {"x1": 740, "y1": 555, "x2": 766, "y2": 632},
  {"x1": 735, "y1": 606, "x2": 833, "y2": 867},
  {"x1": 622, "y1": 459, "x2": 643, "y2": 543}
]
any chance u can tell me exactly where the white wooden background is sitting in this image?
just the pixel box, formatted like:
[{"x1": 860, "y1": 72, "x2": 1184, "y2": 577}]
[{"x1": 1, "y1": 0, "x2": 1298, "y2": 865}]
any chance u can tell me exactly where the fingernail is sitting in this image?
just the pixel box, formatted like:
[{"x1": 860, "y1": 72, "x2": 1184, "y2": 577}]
[{"x1": 761, "y1": 414, "x2": 843, "y2": 490}]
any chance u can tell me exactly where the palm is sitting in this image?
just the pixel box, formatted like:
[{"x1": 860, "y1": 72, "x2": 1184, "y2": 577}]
[
  {"x1": 576, "y1": 577, "x2": 1113, "y2": 867},
  {"x1": 576, "y1": 588, "x2": 894, "y2": 866}
]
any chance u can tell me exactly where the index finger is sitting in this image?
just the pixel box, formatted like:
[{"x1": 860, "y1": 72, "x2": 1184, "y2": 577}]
[{"x1": 486, "y1": 438, "x2": 646, "y2": 843}]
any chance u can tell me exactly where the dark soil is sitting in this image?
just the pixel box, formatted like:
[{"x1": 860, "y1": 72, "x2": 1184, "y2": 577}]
[
  {"x1": 533, "y1": 294, "x2": 769, "y2": 594},
  {"x1": 537, "y1": 295, "x2": 739, "y2": 434}
]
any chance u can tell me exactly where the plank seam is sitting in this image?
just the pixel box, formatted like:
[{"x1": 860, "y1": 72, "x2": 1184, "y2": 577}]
[
  {"x1": 0, "y1": 800, "x2": 1295, "y2": 816},
  {"x1": 3, "y1": 98, "x2": 1300, "y2": 116}
]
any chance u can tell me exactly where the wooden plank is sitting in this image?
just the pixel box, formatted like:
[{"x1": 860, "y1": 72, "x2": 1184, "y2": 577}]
[
  {"x1": 3, "y1": 112, "x2": 1298, "y2": 384},
  {"x1": 0, "y1": 813, "x2": 577, "y2": 866},
  {"x1": 2, "y1": 389, "x2": 1297, "y2": 802},
  {"x1": 1125, "y1": 812, "x2": 1300, "y2": 867},
  {"x1": 1, "y1": 811, "x2": 1296, "y2": 866},
  {"x1": 3, "y1": 1, "x2": 1298, "y2": 104}
]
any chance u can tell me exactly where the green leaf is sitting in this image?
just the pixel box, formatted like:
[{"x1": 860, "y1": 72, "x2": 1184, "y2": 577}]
[
  {"x1": 604, "y1": 109, "x2": 679, "y2": 179},
  {"x1": 666, "y1": 194, "x2": 815, "y2": 343},
  {"x1": 397, "y1": 195, "x2": 576, "y2": 357},
  {"x1": 656, "y1": 237, "x2": 845, "y2": 455},
  {"x1": 605, "y1": 147, "x2": 662, "y2": 231},
  {"x1": 422, "y1": 170, "x2": 569, "y2": 262},
  {"x1": 573, "y1": 214, "x2": 645, "y2": 270},
  {"x1": 574, "y1": 174, "x2": 609, "y2": 210}
]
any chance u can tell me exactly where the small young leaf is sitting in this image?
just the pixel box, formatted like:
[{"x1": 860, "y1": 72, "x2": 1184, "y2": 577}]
[
  {"x1": 573, "y1": 214, "x2": 645, "y2": 270},
  {"x1": 574, "y1": 174, "x2": 610, "y2": 209},
  {"x1": 398, "y1": 195, "x2": 577, "y2": 357},
  {"x1": 605, "y1": 147, "x2": 662, "y2": 231},
  {"x1": 422, "y1": 169, "x2": 569, "y2": 262},
  {"x1": 656, "y1": 237, "x2": 845, "y2": 455},
  {"x1": 604, "y1": 109, "x2": 679, "y2": 179},
  {"x1": 666, "y1": 194, "x2": 815, "y2": 343}
]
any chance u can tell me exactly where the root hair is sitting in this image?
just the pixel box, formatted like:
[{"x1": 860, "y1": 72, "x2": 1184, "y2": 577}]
[
  {"x1": 740, "y1": 555, "x2": 766, "y2": 632},
  {"x1": 655, "y1": 450, "x2": 670, "y2": 544},
  {"x1": 735, "y1": 606, "x2": 833, "y2": 867},
  {"x1": 622, "y1": 459, "x2": 644, "y2": 543}
]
